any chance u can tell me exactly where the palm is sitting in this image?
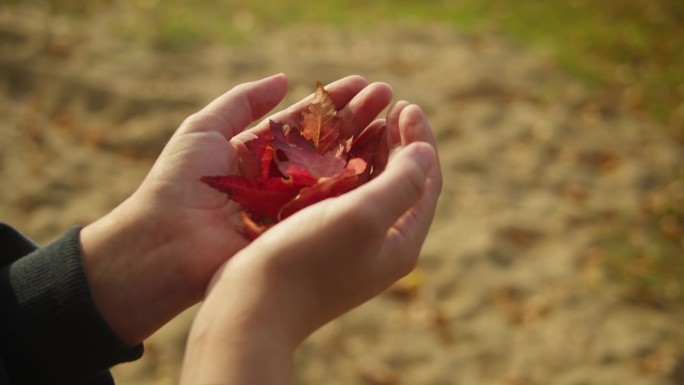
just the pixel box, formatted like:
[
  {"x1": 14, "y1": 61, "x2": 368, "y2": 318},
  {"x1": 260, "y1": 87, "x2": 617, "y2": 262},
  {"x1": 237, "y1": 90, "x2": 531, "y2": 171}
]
[
  {"x1": 200, "y1": 101, "x2": 442, "y2": 347},
  {"x1": 134, "y1": 74, "x2": 394, "y2": 287},
  {"x1": 146, "y1": 129, "x2": 249, "y2": 271}
]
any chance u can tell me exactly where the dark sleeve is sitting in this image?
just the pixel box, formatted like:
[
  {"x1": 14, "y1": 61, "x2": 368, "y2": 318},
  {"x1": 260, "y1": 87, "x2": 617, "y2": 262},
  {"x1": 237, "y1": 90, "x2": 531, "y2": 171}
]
[{"x1": 0, "y1": 224, "x2": 143, "y2": 385}]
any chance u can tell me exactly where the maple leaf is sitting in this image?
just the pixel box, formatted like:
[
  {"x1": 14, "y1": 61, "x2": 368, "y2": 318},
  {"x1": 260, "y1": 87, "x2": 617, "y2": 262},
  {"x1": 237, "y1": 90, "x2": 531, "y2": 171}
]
[
  {"x1": 301, "y1": 81, "x2": 341, "y2": 154},
  {"x1": 279, "y1": 158, "x2": 366, "y2": 220},
  {"x1": 269, "y1": 120, "x2": 346, "y2": 179},
  {"x1": 199, "y1": 175, "x2": 301, "y2": 217},
  {"x1": 238, "y1": 133, "x2": 274, "y2": 179},
  {"x1": 241, "y1": 212, "x2": 271, "y2": 241},
  {"x1": 201, "y1": 81, "x2": 388, "y2": 240},
  {"x1": 349, "y1": 123, "x2": 388, "y2": 183}
]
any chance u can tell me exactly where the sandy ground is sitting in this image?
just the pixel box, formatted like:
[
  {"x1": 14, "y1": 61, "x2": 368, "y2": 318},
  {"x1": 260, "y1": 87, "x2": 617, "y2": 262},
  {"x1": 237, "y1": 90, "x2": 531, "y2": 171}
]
[{"x1": 1, "y1": 5, "x2": 684, "y2": 385}]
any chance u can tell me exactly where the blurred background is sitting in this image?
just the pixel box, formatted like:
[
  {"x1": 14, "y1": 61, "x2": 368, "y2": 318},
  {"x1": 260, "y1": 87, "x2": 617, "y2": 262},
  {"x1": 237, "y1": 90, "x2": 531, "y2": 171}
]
[{"x1": 1, "y1": 1, "x2": 682, "y2": 384}]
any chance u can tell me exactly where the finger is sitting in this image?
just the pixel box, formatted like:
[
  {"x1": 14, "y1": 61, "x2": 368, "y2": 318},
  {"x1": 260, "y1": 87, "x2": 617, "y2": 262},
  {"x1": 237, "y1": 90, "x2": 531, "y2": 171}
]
[
  {"x1": 366, "y1": 119, "x2": 389, "y2": 178},
  {"x1": 244, "y1": 75, "x2": 370, "y2": 136},
  {"x1": 397, "y1": 103, "x2": 442, "y2": 195},
  {"x1": 396, "y1": 104, "x2": 443, "y2": 223},
  {"x1": 181, "y1": 73, "x2": 289, "y2": 139},
  {"x1": 398, "y1": 104, "x2": 437, "y2": 147},
  {"x1": 378, "y1": 106, "x2": 443, "y2": 274},
  {"x1": 338, "y1": 142, "x2": 436, "y2": 236},
  {"x1": 378, "y1": 166, "x2": 442, "y2": 277},
  {"x1": 279, "y1": 75, "x2": 370, "y2": 120},
  {"x1": 386, "y1": 100, "x2": 410, "y2": 147},
  {"x1": 337, "y1": 82, "x2": 393, "y2": 139}
]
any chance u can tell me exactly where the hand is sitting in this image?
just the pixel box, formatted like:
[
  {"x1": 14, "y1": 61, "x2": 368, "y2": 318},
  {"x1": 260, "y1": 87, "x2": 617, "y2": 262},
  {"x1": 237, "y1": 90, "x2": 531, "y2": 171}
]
[
  {"x1": 78, "y1": 74, "x2": 393, "y2": 346},
  {"x1": 181, "y1": 100, "x2": 442, "y2": 384}
]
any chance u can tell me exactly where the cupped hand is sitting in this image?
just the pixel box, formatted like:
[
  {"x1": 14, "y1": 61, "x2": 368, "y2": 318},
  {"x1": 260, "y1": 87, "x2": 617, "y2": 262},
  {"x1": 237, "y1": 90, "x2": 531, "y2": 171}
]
[
  {"x1": 79, "y1": 74, "x2": 393, "y2": 346},
  {"x1": 181, "y1": 100, "x2": 442, "y2": 384}
]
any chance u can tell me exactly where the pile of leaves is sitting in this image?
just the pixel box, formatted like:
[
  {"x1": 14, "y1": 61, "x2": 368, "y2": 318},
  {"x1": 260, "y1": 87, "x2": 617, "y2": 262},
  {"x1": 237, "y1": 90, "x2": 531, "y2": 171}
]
[{"x1": 201, "y1": 82, "x2": 387, "y2": 239}]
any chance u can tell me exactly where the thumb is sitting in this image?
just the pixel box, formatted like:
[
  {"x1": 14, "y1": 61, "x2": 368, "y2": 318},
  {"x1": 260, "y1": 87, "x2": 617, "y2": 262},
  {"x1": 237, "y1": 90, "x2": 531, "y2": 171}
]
[
  {"x1": 181, "y1": 73, "x2": 289, "y2": 140},
  {"x1": 339, "y1": 142, "x2": 436, "y2": 233}
]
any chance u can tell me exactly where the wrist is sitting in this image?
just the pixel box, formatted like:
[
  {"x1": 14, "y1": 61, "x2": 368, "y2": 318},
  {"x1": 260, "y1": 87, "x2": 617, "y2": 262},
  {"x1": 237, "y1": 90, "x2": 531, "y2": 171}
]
[
  {"x1": 80, "y1": 197, "x2": 198, "y2": 346},
  {"x1": 181, "y1": 297, "x2": 296, "y2": 385}
]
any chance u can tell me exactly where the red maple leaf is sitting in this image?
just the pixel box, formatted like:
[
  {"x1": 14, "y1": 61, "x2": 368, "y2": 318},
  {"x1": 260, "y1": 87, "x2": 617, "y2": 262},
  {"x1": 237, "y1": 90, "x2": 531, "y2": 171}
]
[{"x1": 201, "y1": 81, "x2": 387, "y2": 239}]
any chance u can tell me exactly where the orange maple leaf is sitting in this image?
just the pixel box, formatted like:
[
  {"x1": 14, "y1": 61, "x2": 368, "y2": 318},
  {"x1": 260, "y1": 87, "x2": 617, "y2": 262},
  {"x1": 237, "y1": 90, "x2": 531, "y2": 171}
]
[{"x1": 301, "y1": 81, "x2": 341, "y2": 154}]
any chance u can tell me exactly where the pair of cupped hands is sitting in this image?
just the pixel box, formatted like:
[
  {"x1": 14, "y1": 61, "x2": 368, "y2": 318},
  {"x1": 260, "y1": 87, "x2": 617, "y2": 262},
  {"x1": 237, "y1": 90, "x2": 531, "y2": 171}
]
[{"x1": 79, "y1": 74, "x2": 442, "y2": 384}]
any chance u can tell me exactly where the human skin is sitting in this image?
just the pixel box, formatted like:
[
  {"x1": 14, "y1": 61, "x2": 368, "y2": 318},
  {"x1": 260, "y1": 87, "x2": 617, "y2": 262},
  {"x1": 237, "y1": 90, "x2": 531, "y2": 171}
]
[
  {"x1": 180, "y1": 101, "x2": 442, "y2": 384},
  {"x1": 78, "y1": 74, "x2": 396, "y2": 346},
  {"x1": 78, "y1": 74, "x2": 441, "y2": 384}
]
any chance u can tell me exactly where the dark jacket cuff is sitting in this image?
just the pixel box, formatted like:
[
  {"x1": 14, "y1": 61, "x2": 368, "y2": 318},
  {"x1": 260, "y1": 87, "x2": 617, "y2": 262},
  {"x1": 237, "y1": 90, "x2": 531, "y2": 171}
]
[{"x1": 0, "y1": 226, "x2": 143, "y2": 384}]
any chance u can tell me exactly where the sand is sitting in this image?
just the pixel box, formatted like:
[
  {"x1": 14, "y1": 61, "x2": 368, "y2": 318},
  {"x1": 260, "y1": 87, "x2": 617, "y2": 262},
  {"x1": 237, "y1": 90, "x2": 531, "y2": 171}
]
[{"x1": 1, "y1": 5, "x2": 683, "y2": 385}]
